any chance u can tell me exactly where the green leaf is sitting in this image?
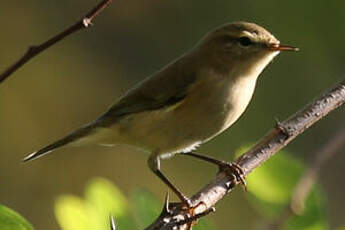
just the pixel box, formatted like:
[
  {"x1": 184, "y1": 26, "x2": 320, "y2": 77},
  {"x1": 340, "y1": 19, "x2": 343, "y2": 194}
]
[
  {"x1": 55, "y1": 195, "x2": 92, "y2": 230},
  {"x1": 0, "y1": 204, "x2": 33, "y2": 230},
  {"x1": 55, "y1": 177, "x2": 134, "y2": 230},
  {"x1": 85, "y1": 178, "x2": 128, "y2": 217},
  {"x1": 55, "y1": 178, "x2": 216, "y2": 230},
  {"x1": 85, "y1": 178, "x2": 133, "y2": 230}
]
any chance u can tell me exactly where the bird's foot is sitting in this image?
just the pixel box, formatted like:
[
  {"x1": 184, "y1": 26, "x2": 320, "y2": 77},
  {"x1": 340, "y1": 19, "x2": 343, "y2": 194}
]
[
  {"x1": 164, "y1": 192, "x2": 214, "y2": 230},
  {"x1": 180, "y1": 195, "x2": 193, "y2": 210},
  {"x1": 171, "y1": 200, "x2": 215, "y2": 229},
  {"x1": 176, "y1": 204, "x2": 215, "y2": 230},
  {"x1": 182, "y1": 152, "x2": 247, "y2": 190}
]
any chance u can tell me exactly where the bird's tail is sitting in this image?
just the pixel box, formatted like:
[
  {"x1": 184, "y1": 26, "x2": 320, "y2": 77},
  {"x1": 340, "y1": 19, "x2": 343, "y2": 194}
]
[{"x1": 23, "y1": 123, "x2": 99, "y2": 162}]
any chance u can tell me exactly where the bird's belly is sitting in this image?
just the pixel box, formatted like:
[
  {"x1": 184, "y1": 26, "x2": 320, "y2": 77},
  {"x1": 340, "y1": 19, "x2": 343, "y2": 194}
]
[{"x1": 105, "y1": 108, "x2": 204, "y2": 155}]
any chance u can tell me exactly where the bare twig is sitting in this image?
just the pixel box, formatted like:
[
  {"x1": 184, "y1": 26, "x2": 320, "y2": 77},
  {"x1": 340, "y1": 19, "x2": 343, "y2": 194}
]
[
  {"x1": 144, "y1": 78, "x2": 345, "y2": 230},
  {"x1": 0, "y1": 0, "x2": 113, "y2": 84}
]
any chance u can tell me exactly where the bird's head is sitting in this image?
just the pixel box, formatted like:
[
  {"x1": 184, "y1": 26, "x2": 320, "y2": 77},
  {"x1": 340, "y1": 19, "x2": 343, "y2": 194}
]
[{"x1": 194, "y1": 21, "x2": 298, "y2": 77}]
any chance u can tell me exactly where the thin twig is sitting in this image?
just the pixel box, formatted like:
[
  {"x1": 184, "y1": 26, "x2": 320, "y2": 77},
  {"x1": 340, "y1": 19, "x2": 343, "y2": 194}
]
[
  {"x1": 144, "y1": 78, "x2": 345, "y2": 230},
  {"x1": 0, "y1": 0, "x2": 113, "y2": 84}
]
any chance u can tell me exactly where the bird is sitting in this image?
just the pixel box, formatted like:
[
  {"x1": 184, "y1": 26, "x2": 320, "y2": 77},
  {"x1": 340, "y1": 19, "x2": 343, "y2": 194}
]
[{"x1": 23, "y1": 21, "x2": 298, "y2": 206}]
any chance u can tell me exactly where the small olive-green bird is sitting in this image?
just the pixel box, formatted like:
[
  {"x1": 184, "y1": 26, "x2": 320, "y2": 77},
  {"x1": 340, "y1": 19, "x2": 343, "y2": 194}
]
[{"x1": 24, "y1": 21, "x2": 297, "y2": 204}]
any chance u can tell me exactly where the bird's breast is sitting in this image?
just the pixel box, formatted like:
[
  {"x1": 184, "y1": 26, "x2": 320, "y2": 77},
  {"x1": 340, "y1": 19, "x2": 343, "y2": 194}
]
[
  {"x1": 179, "y1": 74, "x2": 258, "y2": 141},
  {"x1": 221, "y1": 75, "x2": 257, "y2": 130}
]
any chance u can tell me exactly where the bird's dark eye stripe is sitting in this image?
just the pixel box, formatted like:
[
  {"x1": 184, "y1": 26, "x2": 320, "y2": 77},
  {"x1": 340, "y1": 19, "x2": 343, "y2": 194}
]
[
  {"x1": 238, "y1": 36, "x2": 252, "y2": 46},
  {"x1": 220, "y1": 35, "x2": 254, "y2": 48}
]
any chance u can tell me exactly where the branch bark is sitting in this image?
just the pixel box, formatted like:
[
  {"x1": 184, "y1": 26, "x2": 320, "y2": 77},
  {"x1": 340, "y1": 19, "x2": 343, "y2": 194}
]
[
  {"x1": 0, "y1": 0, "x2": 113, "y2": 84},
  {"x1": 144, "y1": 78, "x2": 345, "y2": 230}
]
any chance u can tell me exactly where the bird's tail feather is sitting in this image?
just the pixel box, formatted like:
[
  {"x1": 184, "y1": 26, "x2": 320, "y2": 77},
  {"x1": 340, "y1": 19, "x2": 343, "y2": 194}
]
[{"x1": 23, "y1": 123, "x2": 98, "y2": 162}]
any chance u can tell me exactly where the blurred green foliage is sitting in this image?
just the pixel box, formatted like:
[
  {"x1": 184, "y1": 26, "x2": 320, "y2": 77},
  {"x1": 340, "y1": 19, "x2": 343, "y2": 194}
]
[
  {"x1": 236, "y1": 146, "x2": 328, "y2": 230},
  {"x1": 283, "y1": 187, "x2": 328, "y2": 230},
  {"x1": 52, "y1": 147, "x2": 330, "y2": 230},
  {"x1": 55, "y1": 178, "x2": 137, "y2": 230},
  {"x1": 54, "y1": 177, "x2": 214, "y2": 230},
  {"x1": 0, "y1": 205, "x2": 33, "y2": 230},
  {"x1": 0, "y1": 153, "x2": 334, "y2": 230}
]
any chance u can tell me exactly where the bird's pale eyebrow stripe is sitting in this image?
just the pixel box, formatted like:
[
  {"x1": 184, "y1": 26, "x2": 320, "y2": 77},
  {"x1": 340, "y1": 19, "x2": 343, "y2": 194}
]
[{"x1": 250, "y1": 30, "x2": 259, "y2": 35}]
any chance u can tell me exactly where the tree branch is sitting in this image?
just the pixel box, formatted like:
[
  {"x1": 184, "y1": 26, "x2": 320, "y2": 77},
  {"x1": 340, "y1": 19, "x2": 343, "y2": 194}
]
[
  {"x1": 144, "y1": 78, "x2": 345, "y2": 230},
  {"x1": 0, "y1": 0, "x2": 113, "y2": 84}
]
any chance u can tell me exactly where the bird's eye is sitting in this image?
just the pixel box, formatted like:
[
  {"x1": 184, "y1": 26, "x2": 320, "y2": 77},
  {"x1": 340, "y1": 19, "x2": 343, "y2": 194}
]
[{"x1": 238, "y1": 36, "x2": 252, "y2": 47}]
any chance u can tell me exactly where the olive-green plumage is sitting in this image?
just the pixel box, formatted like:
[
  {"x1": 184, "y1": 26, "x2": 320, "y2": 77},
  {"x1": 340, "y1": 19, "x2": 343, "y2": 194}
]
[{"x1": 24, "y1": 21, "x2": 297, "y2": 201}]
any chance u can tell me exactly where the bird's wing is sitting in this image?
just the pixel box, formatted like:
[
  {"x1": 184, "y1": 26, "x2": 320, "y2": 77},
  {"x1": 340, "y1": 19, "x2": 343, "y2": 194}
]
[
  {"x1": 96, "y1": 61, "x2": 197, "y2": 124},
  {"x1": 23, "y1": 56, "x2": 197, "y2": 162}
]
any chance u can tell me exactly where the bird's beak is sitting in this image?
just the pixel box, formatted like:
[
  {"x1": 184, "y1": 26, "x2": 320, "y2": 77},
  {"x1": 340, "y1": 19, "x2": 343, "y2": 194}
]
[{"x1": 269, "y1": 43, "x2": 299, "y2": 51}]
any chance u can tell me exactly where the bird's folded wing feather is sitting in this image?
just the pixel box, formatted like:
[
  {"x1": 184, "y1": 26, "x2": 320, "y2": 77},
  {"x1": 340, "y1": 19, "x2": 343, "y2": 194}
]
[
  {"x1": 22, "y1": 58, "x2": 197, "y2": 162},
  {"x1": 96, "y1": 60, "x2": 197, "y2": 124}
]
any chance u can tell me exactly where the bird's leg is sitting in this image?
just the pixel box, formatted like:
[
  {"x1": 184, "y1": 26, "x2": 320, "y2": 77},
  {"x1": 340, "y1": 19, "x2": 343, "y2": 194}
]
[
  {"x1": 148, "y1": 153, "x2": 191, "y2": 208},
  {"x1": 154, "y1": 170, "x2": 192, "y2": 207},
  {"x1": 148, "y1": 153, "x2": 215, "y2": 230},
  {"x1": 183, "y1": 151, "x2": 247, "y2": 189}
]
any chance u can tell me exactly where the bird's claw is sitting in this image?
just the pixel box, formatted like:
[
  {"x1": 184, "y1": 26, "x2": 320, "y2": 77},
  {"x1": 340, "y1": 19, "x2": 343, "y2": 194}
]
[{"x1": 176, "y1": 201, "x2": 213, "y2": 230}]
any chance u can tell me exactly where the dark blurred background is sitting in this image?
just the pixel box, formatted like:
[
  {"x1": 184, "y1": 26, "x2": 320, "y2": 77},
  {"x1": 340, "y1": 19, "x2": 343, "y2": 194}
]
[{"x1": 0, "y1": 0, "x2": 344, "y2": 229}]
